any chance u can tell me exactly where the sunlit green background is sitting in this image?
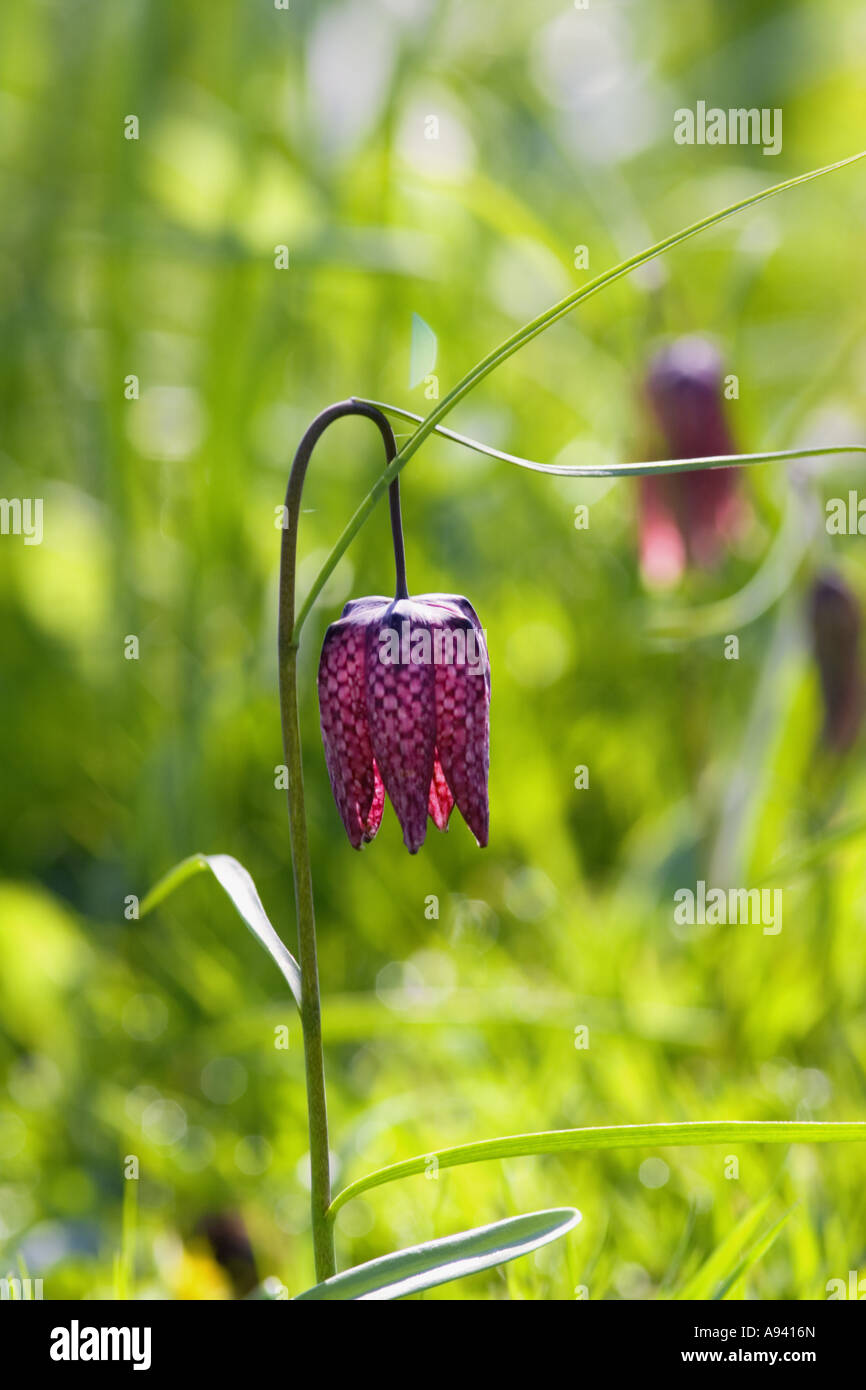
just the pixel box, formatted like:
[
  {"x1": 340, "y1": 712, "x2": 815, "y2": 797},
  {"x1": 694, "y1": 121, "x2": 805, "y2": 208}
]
[{"x1": 1, "y1": 0, "x2": 865, "y2": 1300}]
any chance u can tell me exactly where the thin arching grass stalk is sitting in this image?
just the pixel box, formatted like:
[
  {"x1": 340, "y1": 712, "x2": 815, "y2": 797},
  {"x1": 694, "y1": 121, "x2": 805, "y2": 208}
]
[
  {"x1": 353, "y1": 399, "x2": 866, "y2": 480},
  {"x1": 292, "y1": 150, "x2": 865, "y2": 641},
  {"x1": 326, "y1": 1121, "x2": 866, "y2": 1221}
]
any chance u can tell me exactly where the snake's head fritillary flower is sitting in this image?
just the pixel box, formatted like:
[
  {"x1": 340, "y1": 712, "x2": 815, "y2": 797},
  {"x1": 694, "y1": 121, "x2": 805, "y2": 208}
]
[
  {"x1": 639, "y1": 336, "x2": 744, "y2": 586},
  {"x1": 809, "y1": 572, "x2": 863, "y2": 753},
  {"x1": 318, "y1": 593, "x2": 490, "y2": 853}
]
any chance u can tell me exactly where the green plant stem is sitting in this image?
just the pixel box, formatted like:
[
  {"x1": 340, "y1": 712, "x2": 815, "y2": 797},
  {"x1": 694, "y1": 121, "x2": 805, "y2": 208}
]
[
  {"x1": 278, "y1": 399, "x2": 399, "y2": 1282},
  {"x1": 278, "y1": 644, "x2": 334, "y2": 1281}
]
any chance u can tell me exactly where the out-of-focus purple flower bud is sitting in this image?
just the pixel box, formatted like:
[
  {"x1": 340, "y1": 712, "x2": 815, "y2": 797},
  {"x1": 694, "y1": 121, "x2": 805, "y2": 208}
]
[
  {"x1": 197, "y1": 1211, "x2": 259, "y2": 1298},
  {"x1": 639, "y1": 336, "x2": 743, "y2": 586},
  {"x1": 809, "y1": 572, "x2": 863, "y2": 752},
  {"x1": 318, "y1": 594, "x2": 490, "y2": 853}
]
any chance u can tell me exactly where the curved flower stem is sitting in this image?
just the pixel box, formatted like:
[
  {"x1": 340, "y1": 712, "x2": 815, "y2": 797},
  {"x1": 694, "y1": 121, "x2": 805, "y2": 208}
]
[
  {"x1": 389, "y1": 470, "x2": 409, "y2": 601},
  {"x1": 277, "y1": 399, "x2": 399, "y2": 1283}
]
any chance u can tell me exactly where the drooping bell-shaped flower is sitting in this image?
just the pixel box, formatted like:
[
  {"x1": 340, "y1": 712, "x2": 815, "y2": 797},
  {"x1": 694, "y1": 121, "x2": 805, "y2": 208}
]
[
  {"x1": 318, "y1": 593, "x2": 490, "y2": 853},
  {"x1": 639, "y1": 336, "x2": 744, "y2": 586},
  {"x1": 809, "y1": 572, "x2": 863, "y2": 752}
]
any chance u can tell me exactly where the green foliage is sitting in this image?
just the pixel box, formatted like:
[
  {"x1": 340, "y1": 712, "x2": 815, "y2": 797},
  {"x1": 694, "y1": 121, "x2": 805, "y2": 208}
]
[
  {"x1": 327, "y1": 1123, "x2": 866, "y2": 1220},
  {"x1": 294, "y1": 1208, "x2": 580, "y2": 1300},
  {"x1": 2, "y1": 0, "x2": 866, "y2": 1301},
  {"x1": 141, "y1": 855, "x2": 301, "y2": 1009}
]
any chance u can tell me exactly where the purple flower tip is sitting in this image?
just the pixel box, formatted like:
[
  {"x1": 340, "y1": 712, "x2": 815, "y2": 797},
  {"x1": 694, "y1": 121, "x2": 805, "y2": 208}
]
[
  {"x1": 639, "y1": 336, "x2": 743, "y2": 585},
  {"x1": 809, "y1": 572, "x2": 863, "y2": 753},
  {"x1": 318, "y1": 593, "x2": 490, "y2": 853}
]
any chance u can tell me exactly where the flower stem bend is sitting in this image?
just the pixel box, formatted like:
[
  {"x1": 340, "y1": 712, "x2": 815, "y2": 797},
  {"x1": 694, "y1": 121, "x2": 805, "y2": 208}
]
[{"x1": 277, "y1": 399, "x2": 400, "y2": 1282}]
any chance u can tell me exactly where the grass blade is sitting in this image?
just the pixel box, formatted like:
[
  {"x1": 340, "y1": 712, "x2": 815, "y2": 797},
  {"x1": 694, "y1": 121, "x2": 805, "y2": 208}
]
[
  {"x1": 674, "y1": 1194, "x2": 775, "y2": 1300},
  {"x1": 140, "y1": 853, "x2": 302, "y2": 1009},
  {"x1": 357, "y1": 398, "x2": 865, "y2": 478},
  {"x1": 294, "y1": 1207, "x2": 580, "y2": 1301},
  {"x1": 327, "y1": 1121, "x2": 866, "y2": 1219},
  {"x1": 113, "y1": 1168, "x2": 138, "y2": 1302},
  {"x1": 714, "y1": 1208, "x2": 794, "y2": 1301},
  {"x1": 756, "y1": 815, "x2": 866, "y2": 885}
]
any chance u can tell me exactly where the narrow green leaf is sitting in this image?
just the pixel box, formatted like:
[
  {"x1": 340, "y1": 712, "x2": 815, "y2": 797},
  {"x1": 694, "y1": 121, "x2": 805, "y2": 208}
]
[
  {"x1": 327, "y1": 1121, "x2": 866, "y2": 1219},
  {"x1": 294, "y1": 149, "x2": 866, "y2": 638},
  {"x1": 113, "y1": 1161, "x2": 139, "y2": 1302},
  {"x1": 756, "y1": 815, "x2": 866, "y2": 885},
  {"x1": 295, "y1": 1207, "x2": 580, "y2": 1301},
  {"x1": 714, "y1": 1208, "x2": 795, "y2": 1301},
  {"x1": 675, "y1": 1194, "x2": 775, "y2": 1300},
  {"x1": 140, "y1": 853, "x2": 302, "y2": 1009},
  {"x1": 358, "y1": 397, "x2": 865, "y2": 478}
]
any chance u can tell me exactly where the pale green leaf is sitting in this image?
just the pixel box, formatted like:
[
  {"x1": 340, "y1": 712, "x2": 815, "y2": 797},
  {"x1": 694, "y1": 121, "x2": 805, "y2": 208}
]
[
  {"x1": 409, "y1": 312, "x2": 437, "y2": 389},
  {"x1": 140, "y1": 853, "x2": 302, "y2": 1009},
  {"x1": 295, "y1": 1207, "x2": 580, "y2": 1301}
]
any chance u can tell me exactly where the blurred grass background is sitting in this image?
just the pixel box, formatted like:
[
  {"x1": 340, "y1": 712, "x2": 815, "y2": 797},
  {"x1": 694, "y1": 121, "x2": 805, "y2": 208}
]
[{"x1": 1, "y1": 0, "x2": 865, "y2": 1299}]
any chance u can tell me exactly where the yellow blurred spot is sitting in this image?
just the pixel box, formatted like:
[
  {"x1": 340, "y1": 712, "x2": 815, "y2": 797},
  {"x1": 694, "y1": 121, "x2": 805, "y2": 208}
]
[{"x1": 172, "y1": 1246, "x2": 233, "y2": 1302}]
